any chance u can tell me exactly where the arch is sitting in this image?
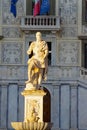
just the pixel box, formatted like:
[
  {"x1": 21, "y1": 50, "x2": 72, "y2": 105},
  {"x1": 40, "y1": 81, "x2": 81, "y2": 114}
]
[{"x1": 43, "y1": 87, "x2": 51, "y2": 122}]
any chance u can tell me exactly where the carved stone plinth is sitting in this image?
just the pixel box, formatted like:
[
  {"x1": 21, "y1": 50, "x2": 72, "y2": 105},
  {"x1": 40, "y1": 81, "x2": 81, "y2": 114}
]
[
  {"x1": 21, "y1": 89, "x2": 46, "y2": 122},
  {"x1": 25, "y1": 82, "x2": 36, "y2": 90},
  {"x1": 11, "y1": 88, "x2": 53, "y2": 130},
  {"x1": 11, "y1": 122, "x2": 53, "y2": 130}
]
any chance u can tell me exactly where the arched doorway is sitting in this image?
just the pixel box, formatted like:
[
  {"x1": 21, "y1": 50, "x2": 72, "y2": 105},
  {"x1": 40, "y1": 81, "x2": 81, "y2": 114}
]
[{"x1": 43, "y1": 87, "x2": 51, "y2": 122}]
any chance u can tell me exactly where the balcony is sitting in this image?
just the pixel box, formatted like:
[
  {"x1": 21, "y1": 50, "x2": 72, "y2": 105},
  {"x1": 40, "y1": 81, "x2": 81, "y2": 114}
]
[{"x1": 20, "y1": 15, "x2": 60, "y2": 32}]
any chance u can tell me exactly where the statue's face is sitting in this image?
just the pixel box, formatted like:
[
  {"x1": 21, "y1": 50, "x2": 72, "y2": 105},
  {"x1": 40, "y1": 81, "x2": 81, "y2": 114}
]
[{"x1": 36, "y1": 32, "x2": 42, "y2": 41}]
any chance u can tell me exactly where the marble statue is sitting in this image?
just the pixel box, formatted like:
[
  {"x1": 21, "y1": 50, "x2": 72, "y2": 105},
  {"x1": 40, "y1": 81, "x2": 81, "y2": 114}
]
[{"x1": 26, "y1": 32, "x2": 48, "y2": 89}]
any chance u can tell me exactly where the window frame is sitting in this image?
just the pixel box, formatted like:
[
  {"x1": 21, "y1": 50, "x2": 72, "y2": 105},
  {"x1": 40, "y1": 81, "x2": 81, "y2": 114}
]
[
  {"x1": 82, "y1": 0, "x2": 87, "y2": 25},
  {"x1": 82, "y1": 40, "x2": 87, "y2": 68},
  {"x1": 25, "y1": 34, "x2": 57, "y2": 66},
  {"x1": 25, "y1": 0, "x2": 56, "y2": 16}
]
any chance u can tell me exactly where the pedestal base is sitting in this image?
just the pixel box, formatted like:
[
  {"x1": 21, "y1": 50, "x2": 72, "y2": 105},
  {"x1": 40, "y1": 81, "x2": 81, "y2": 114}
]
[
  {"x1": 25, "y1": 82, "x2": 36, "y2": 90},
  {"x1": 11, "y1": 88, "x2": 53, "y2": 130},
  {"x1": 11, "y1": 122, "x2": 53, "y2": 130},
  {"x1": 21, "y1": 89, "x2": 46, "y2": 122}
]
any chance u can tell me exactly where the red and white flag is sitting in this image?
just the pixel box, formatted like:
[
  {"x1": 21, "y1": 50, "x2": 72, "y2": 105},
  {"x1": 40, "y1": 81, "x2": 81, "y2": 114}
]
[{"x1": 33, "y1": 0, "x2": 40, "y2": 16}]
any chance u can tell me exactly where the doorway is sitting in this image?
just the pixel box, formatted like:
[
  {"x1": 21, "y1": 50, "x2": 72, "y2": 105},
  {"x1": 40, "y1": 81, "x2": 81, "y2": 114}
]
[
  {"x1": 82, "y1": 41, "x2": 87, "y2": 69},
  {"x1": 84, "y1": 43, "x2": 87, "y2": 68},
  {"x1": 43, "y1": 87, "x2": 51, "y2": 122}
]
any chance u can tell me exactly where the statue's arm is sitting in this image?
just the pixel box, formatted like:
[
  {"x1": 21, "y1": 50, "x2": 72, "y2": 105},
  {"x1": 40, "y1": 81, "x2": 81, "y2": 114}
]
[
  {"x1": 27, "y1": 42, "x2": 34, "y2": 55},
  {"x1": 43, "y1": 43, "x2": 49, "y2": 59}
]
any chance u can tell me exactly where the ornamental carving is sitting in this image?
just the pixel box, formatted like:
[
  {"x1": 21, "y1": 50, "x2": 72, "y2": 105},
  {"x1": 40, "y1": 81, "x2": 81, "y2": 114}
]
[
  {"x1": 58, "y1": 41, "x2": 80, "y2": 65},
  {"x1": 2, "y1": 27, "x2": 22, "y2": 38},
  {"x1": 59, "y1": 0, "x2": 78, "y2": 38},
  {"x1": 7, "y1": 66, "x2": 20, "y2": 78},
  {"x1": 1, "y1": 43, "x2": 23, "y2": 64},
  {"x1": 2, "y1": 0, "x2": 24, "y2": 25},
  {"x1": 26, "y1": 99, "x2": 40, "y2": 122},
  {"x1": 59, "y1": 0, "x2": 77, "y2": 25},
  {"x1": 61, "y1": 27, "x2": 77, "y2": 38}
]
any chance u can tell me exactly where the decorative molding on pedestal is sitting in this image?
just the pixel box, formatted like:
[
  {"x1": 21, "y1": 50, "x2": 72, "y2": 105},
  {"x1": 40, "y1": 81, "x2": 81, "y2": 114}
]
[
  {"x1": 21, "y1": 89, "x2": 46, "y2": 96},
  {"x1": 11, "y1": 121, "x2": 53, "y2": 130},
  {"x1": 21, "y1": 89, "x2": 46, "y2": 122}
]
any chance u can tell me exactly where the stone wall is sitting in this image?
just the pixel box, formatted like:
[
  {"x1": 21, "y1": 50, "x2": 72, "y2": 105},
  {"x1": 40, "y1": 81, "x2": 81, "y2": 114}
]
[
  {"x1": 0, "y1": 81, "x2": 87, "y2": 130},
  {"x1": 52, "y1": 82, "x2": 87, "y2": 130},
  {"x1": 0, "y1": 0, "x2": 86, "y2": 130}
]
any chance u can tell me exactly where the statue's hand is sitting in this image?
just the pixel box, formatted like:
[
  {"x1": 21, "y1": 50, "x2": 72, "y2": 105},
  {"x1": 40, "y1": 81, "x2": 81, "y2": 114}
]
[
  {"x1": 40, "y1": 59, "x2": 44, "y2": 63},
  {"x1": 27, "y1": 50, "x2": 31, "y2": 55}
]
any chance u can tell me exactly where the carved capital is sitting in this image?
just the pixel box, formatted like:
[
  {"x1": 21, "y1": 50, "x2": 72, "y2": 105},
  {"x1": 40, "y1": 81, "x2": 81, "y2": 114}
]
[
  {"x1": 53, "y1": 82, "x2": 61, "y2": 89},
  {"x1": 70, "y1": 83, "x2": 78, "y2": 88},
  {"x1": 70, "y1": 128, "x2": 78, "y2": 130}
]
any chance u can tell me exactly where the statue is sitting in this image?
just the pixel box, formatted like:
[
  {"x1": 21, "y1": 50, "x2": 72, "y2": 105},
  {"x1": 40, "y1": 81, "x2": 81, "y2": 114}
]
[
  {"x1": 26, "y1": 107, "x2": 40, "y2": 122},
  {"x1": 25, "y1": 32, "x2": 48, "y2": 90}
]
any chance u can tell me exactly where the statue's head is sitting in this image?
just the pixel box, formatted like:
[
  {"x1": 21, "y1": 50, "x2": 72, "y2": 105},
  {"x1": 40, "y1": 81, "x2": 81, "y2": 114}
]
[{"x1": 36, "y1": 32, "x2": 42, "y2": 41}]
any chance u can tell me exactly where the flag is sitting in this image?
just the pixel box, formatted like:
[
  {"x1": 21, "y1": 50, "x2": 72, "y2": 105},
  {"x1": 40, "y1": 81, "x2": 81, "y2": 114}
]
[
  {"x1": 40, "y1": 0, "x2": 50, "y2": 15},
  {"x1": 10, "y1": 0, "x2": 18, "y2": 17},
  {"x1": 33, "y1": 0, "x2": 40, "y2": 16}
]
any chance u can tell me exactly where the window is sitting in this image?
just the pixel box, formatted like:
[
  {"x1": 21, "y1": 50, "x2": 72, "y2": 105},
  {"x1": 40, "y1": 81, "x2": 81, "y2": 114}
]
[
  {"x1": 82, "y1": 0, "x2": 87, "y2": 24},
  {"x1": 26, "y1": 0, "x2": 55, "y2": 15},
  {"x1": 82, "y1": 41, "x2": 87, "y2": 68},
  {"x1": 29, "y1": 42, "x2": 33, "y2": 58}
]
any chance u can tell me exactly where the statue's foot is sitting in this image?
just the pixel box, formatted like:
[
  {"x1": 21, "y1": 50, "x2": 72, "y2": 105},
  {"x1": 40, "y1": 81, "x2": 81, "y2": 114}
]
[
  {"x1": 25, "y1": 80, "x2": 30, "y2": 84},
  {"x1": 38, "y1": 86, "x2": 43, "y2": 90}
]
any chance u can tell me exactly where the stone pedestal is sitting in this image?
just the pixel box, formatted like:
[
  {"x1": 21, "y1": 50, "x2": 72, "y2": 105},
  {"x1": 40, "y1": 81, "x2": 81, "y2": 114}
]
[
  {"x1": 11, "y1": 85, "x2": 53, "y2": 130},
  {"x1": 21, "y1": 89, "x2": 46, "y2": 122}
]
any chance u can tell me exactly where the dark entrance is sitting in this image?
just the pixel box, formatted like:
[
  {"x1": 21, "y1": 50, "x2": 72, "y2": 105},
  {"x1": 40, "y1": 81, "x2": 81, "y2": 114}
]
[
  {"x1": 43, "y1": 87, "x2": 51, "y2": 122},
  {"x1": 84, "y1": 43, "x2": 87, "y2": 68}
]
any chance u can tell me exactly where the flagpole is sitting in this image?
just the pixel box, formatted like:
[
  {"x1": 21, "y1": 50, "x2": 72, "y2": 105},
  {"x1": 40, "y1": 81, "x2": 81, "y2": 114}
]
[
  {"x1": 24, "y1": 0, "x2": 26, "y2": 15},
  {"x1": 55, "y1": 0, "x2": 59, "y2": 16}
]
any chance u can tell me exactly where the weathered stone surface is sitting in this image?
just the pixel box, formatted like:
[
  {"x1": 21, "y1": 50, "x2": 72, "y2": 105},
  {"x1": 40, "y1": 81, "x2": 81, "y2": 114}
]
[
  {"x1": 58, "y1": 41, "x2": 80, "y2": 65},
  {"x1": 1, "y1": 42, "x2": 23, "y2": 64},
  {"x1": 2, "y1": 0, "x2": 24, "y2": 25},
  {"x1": 0, "y1": 0, "x2": 87, "y2": 130},
  {"x1": 2, "y1": 27, "x2": 22, "y2": 38}
]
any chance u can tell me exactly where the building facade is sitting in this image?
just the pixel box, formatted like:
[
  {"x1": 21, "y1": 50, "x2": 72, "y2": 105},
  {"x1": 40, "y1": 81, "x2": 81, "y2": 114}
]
[{"x1": 0, "y1": 0, "x2": 87, "y2": 130}]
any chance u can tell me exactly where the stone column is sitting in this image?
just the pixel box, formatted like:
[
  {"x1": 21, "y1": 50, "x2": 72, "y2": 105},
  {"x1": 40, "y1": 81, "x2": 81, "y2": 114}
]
[
  {"x1": 21, "y1": 89, "x2": 46, "y2": 122},
  {"x1": 70, "y1": 83, "x2": 78, "y2": 129},
  {"x1": 52, "y1": 83, "x2": 60, "y2": 129},
  {"x1": 0, "y1": 0, "x2": 3, "y2": 40}
]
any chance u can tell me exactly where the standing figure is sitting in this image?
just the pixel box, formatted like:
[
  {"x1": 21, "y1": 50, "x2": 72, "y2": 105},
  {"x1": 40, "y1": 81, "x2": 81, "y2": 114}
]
[{"x1": 26, "y1": 32, "x2": 48, "y2": 89}]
